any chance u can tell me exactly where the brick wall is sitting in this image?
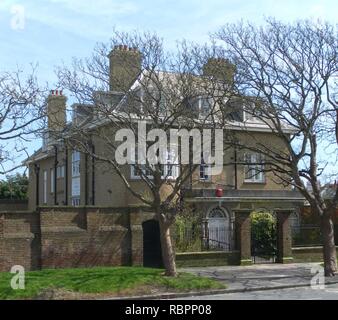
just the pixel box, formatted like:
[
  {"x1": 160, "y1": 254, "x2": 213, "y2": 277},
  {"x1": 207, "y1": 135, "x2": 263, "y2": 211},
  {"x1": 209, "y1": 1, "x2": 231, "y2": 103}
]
[
  {"x1": 0, "y1": 211, "x2": 40, "y2": 271},
  {"x1": 0, "y1": 206, "x2": 155, "y2": 272}
]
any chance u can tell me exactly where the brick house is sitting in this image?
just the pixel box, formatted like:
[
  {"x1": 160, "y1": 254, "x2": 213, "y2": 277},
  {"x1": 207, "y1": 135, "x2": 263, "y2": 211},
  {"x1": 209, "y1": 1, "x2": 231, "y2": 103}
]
[{"x1": 21, "y1": 45, "x2": 305, "y2": 268}]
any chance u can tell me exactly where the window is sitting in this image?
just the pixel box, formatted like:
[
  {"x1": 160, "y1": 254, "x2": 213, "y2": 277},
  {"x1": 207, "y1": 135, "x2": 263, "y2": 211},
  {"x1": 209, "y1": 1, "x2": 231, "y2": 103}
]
[
  {"x1": 72, "y1": 151, "x2": 80, "y2": 177},
  {"x1": 162, "y1": 149, "x2": 179, "y2": 179},
  {"x1": 56, "y1": 165, "x2": 65, "y2": 179},
  {"x1": 200, "y1": 153, "x2": 211, "y2": 181},
  {"x1": 199, "y1": 97, "x2": 212, "y2": 117},
  {"x1": 224, "y1": 98, "x2": 244, "y2": 122},
  {"x1": 130, "y1": 147, "x2": 152, "y2": 179},
  {"x1": 50, "y1": 168, "x2": 54, "y2": 193},
  {"x1": 71, "y1": 150, "x2": 81, "y2": 206},
  {"x1": 243, "y1": 104, "x2": 263, "y2": 122},
  {"x1": 130, "y1": 148, "x2": 179, "y2": 180},
  {"x1": 71, "y1": 197, "x2": 80, "y2": 206},
  {"x1": 193, "y1": 96, "x2": 212, "y2": 118},
  {"x1": 244, "y1": 153, "x2": 265, "y2": 183},
  {"x1": 43, "y1": 170, "x2": 47, "y2": 204}
]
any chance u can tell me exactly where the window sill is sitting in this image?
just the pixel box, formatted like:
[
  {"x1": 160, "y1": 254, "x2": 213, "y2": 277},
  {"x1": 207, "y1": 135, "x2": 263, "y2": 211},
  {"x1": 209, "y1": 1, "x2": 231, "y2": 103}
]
[{"x1": 243, "y1": 180, "x2": 266, "y2": 185}]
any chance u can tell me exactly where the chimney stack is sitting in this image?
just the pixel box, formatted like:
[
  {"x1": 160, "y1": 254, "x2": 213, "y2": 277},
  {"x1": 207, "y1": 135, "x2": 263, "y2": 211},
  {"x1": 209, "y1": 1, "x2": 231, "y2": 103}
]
[
  {"x1": 47, "y1": 89, "x2": 67, "y2": 141},
  {"x1": 108, "y1": 45, "x2": 142, "y2": 92},
  {"x1": 202, "y1": 58, "x2": 236, "y2": 86}
]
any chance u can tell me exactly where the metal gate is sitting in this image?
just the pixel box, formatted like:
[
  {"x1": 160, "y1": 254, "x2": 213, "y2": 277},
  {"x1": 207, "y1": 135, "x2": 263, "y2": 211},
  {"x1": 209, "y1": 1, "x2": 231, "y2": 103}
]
[{"x1": 206, "y1": 218, "x2": 232, "y2": 251}]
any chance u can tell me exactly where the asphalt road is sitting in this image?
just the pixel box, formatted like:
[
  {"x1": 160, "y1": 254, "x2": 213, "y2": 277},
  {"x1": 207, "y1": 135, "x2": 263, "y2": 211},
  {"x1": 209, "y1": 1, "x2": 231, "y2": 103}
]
[{"x1": 174, "y1": 283, "x2": 338, "y2": 300}]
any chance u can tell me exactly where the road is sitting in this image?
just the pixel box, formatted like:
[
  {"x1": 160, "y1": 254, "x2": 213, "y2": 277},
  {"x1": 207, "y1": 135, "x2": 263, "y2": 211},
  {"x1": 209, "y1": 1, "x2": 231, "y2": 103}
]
[{"x1": 174, "y1": 283, "x2": 338, "y2": 300}]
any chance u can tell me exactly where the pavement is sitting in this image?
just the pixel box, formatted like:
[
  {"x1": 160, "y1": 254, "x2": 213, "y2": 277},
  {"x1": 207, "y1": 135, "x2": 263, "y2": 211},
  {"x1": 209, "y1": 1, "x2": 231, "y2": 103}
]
[
  {"x1": 109, "y1": 262, "x2": 338, "y2": 300},
  {"x1": 178, "y1": 262, "x2": 338, "y2": 292},
  {"x1": 173, "y1": 283, "x2": 338, "y2": 300}
]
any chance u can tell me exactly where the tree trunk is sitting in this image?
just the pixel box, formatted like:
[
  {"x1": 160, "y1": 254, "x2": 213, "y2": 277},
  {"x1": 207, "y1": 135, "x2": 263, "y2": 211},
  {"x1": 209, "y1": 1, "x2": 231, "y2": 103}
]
[
  {"x1": 321, "y1": 214, "x2": 337, "y2": 277},
  {"x1": 158, "y1": 219, "x2": 177, "y2": 277}
]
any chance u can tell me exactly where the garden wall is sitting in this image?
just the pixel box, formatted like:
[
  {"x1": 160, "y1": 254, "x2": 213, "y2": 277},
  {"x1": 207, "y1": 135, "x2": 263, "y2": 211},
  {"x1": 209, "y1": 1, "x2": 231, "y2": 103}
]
[
  {"x1": 292, "y1": 246, "x2": 338, "y2": 263},
  {"x1": 176, "y1": 251, "x2": 240, "y2": 267},
  {"x1": 0, "y1": 206, "x2": 155, "y2": 272}
]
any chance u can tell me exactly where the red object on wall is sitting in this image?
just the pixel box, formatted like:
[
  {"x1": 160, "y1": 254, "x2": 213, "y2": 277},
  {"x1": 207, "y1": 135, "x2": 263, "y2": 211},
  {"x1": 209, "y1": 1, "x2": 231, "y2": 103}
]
[{"x1": 215, "y1": 187, "x2": 223, "y2": 197}]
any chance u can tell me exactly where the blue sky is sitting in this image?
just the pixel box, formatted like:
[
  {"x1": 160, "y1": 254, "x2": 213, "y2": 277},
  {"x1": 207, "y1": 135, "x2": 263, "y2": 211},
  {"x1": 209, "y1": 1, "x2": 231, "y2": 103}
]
[{"x1": 0, "y1": 0, "x2": 337, "y2": 176}]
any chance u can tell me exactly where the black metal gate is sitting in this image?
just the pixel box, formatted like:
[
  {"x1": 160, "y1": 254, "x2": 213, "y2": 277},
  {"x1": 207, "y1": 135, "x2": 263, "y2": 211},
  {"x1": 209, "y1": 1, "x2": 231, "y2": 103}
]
[
  {"x1": 142, "y1": 220, "x2": 163, "y2": 268},
  {"x1": 251, "y1": 236, "x2": 277, "y2": 264}
]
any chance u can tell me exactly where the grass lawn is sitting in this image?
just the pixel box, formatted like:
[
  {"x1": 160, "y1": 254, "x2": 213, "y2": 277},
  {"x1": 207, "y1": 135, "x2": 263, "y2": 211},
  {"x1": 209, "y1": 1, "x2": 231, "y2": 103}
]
[{"x1": 0, "y1": 266, "x2": 225, "y2": 300}]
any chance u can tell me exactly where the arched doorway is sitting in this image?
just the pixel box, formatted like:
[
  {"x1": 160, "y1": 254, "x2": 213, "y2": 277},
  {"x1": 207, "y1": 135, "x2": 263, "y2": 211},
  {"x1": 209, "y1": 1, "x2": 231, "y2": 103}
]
[
  {"x1": 142, "y1": 219, "x2": 163, "y2": 268},
  {"x1": 206, "y1": 207, "x2": 232, "y2": 251}
]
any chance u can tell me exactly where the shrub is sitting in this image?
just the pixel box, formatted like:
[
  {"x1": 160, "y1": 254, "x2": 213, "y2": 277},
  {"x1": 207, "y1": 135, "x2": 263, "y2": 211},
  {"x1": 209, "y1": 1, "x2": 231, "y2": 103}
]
[{"x1": 251, "y1": 212, "x2": 277, "y2": 258}]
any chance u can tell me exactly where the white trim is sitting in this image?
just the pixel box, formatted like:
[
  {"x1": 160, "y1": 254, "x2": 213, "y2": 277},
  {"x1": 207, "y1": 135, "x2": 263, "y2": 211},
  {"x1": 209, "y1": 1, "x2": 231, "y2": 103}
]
[
  {"x1": 50, "y1": 168, "x2": 54, "y2": 193},
  {"x1": 43, "y1": 170, "x2": 47, "y2": 204}
]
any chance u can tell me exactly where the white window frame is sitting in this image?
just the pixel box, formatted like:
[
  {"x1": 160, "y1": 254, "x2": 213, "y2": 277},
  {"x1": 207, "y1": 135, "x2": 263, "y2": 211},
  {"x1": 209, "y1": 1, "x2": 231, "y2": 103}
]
[
  {"x1": 199, "y1": 153, "x2": 211, "y2": 181},
  {"x1": 56, "y1": 165, "x2": 65, "y2": 179},
  {"x1": 71, "y1": 150, "x2": 81, "y2": 206},
  {"x1": 199, "y1": 96, "x2": 212, "y2": 117},
  {"x1": 50, "y1": 168, "x2": 54, "y2": 193},
  {"x1": 72, "y1": 151, "x2": 80, "y2": 177},
  {"x1": 43, "y1": 170, "x2": 47, "y2": 204},
  {"x1": 163, "y1": 149, "x2": 179, "y2": 180},
  {"x1": 243, "y1": 103, "x2": 262, "y2": 122},
  {"x1": 71, "y1": 197, "x2": 81, "y2": 206},
  {"x1": 244, "y1": 152, "x2": 265, "y2": 183},
  {"x1": 130, "y1": 148, "x2": 179, "y2": 180}
]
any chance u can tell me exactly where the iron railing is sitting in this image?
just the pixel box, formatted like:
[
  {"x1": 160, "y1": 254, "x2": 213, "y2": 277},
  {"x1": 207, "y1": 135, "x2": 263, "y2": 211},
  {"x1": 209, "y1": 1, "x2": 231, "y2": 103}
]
[
  {"x1": 174, "y1": 225, "x2": 233, "y2": 252},
  {"x1": 291, "y1": 225, "x2": 322, "y2": 247}
]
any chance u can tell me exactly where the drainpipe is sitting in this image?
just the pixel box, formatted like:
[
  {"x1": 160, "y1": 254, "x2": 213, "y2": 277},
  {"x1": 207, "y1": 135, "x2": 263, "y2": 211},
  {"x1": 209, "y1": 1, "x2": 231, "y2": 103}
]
[
  {"x1": 34, "y1": 164, "x2": 40, "y2": 207},
  {"x1": 64, "y1": 147, "x2": 68, "y2": 205},
  {"x1": 53, "y1": 145, "x2": 58, "y2": 205}
]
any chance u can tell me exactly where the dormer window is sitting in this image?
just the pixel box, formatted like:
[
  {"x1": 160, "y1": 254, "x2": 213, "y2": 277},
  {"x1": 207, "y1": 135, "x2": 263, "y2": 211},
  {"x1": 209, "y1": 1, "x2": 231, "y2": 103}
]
[
  {"x1": 224, "y1": 98, "x2": 244, "y2": 122},
  {"x1": 186, "y1": 96, "x2": 213, "y2": 118}
]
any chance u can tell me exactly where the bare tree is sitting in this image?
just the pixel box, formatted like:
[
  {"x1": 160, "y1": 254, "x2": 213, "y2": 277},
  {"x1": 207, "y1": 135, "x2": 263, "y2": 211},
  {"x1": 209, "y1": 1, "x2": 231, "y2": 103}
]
[
  {"x1": 56, "y1": 31, "x2": 232, "y2": 276},
  {"x1": 215, "y1": 19, "x2": 338, "y2": 276},
  {"x1": 0, "y1": 66, "x2": 46, "y2": 174}
]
